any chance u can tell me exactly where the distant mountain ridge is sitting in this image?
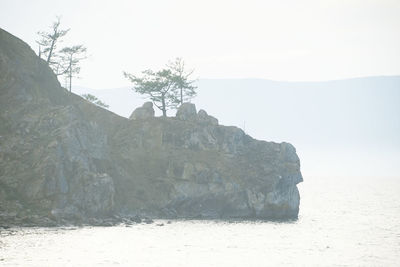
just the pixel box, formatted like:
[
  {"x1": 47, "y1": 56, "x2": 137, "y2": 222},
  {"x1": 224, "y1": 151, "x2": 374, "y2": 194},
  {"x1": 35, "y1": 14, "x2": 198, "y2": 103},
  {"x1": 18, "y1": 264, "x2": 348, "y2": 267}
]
[
  {"x1": 74, "y1": 75, "x2": 400, "y2": 118},
  {"x1": 73, "y1": 75, "x2": 400, "y2": 148},
  {"x1": 75, "y1": 75, "x2": 400, "y2": 178}
]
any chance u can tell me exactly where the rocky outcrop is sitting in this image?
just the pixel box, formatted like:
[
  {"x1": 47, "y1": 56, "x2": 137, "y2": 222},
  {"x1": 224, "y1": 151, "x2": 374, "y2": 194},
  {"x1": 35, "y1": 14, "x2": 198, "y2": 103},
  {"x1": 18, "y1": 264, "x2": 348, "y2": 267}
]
[
  {"x1": 114, "y1": 119, "x2": 302, "y2": 219},
  {"x1": 176, "y1": 103, "x2": 197, "y2": 121},
  {"x1": 129, "y1": 102, "x2": 155, "y2": 120},
  {"x1": 0, "y1": 28, "x2": 303, "y2": 226},
  {"x1": 176, "y1": 104, "x2": 218, "y2": 126},
  {"x1": 197, "y1": 109, "x2": 218, "y2": 125},
  {"x1": 0, "y1": 28, "x2": 118, "y2": 225}
]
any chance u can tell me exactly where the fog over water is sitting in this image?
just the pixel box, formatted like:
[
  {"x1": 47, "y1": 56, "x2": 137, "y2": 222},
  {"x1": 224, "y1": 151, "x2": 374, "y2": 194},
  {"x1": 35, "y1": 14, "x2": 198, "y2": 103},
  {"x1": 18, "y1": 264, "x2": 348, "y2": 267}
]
[{"x1": 1, "y1": 0, "x2": 399, "y2": 266}]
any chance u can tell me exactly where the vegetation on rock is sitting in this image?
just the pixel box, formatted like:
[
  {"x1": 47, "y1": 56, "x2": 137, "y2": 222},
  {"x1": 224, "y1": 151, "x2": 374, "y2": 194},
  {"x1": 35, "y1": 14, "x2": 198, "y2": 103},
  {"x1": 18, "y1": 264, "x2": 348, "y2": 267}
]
[
  {"x1": 36, "y1": 17, "x2": 87, "y2": 92},
  {"x1": 124, "y1": 58, "x2": 197, "y2": 116},
  {"x1": 167, "y1": 57, "x2": 197, "y2": 105},
  {"x1": 36, "y1": 16, "x2": 69, "y2": 71},
  {"x1": 82, "y1": 93, "x2": 109, "y2": 108},
  {"x1": 60, "y1": 45, "x2": 87, "y2": 92}
]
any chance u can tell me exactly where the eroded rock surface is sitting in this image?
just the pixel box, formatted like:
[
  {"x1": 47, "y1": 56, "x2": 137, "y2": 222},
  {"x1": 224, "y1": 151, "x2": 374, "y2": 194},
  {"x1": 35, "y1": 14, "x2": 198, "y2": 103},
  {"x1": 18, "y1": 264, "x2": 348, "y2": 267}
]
[
  {"x1": 176, "y1": 102, "x2": 197, "y2": 121},
  {"x1": 129, "y1": 102, "x2": 155, "y2": 120},
  {"x1": 197, "y1": 109, "x2": 218, "y2": 125},
  {"x1": 0, "y1": 28, "x2": 303, "y2": 226}
]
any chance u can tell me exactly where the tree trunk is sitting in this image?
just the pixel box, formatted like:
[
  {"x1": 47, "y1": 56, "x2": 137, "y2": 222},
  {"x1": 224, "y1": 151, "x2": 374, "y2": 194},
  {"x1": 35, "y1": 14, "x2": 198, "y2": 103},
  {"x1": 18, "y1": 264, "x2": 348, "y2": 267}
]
[
  {"x1": 69, "y1": 60, "x2": 72, "y2": 92},
  {"x1": 47, "y1": 40, "x2": 55, "y2": 64},
  {"x1": 69, "y1": 73, "x2": 72, "y2": 92},
  {"x1": 161, "y1": 94, "x2": 167, "y2": 117},
  {"x1": 180, "y1": 87, "x2": 183, "y2": 104}
]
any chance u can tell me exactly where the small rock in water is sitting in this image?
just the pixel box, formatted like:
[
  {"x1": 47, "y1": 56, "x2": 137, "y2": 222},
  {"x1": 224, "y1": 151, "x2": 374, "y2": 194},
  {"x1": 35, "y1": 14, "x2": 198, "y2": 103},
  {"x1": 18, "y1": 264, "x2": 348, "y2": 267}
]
[
  {"x1": 131, "y1": 215, "x2": 142, "y2": 223},
  {"x1": 143, "y1": 218, "x2": 154, "y2": 224}
]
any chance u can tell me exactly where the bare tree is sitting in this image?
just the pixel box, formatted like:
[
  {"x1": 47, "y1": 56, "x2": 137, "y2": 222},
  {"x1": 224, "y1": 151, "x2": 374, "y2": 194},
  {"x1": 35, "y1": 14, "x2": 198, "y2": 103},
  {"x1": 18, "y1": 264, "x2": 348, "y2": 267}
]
[{"x1": 60, "y1": 45, "x2": 87, "y2": 92}]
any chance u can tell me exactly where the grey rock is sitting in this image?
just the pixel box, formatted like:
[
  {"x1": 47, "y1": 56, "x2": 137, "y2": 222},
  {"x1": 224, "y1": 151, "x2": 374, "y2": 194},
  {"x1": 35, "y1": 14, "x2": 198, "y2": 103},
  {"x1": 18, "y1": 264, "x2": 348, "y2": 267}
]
[
  {"x1": 129, "y1": 102, "x2": 155, "y2": 120},
  {"x1": 176, "y1": 103, "x2": 197, "y2": 121},
  {"x1": 198, "y1": 109, "x2": 218, "y2": 125},
  {"x1": 0, "y1": 28, "x2": 303, "y2": 225},
  {"x1": 143, "y1": 218, "x2": 154, "y2": 224}
]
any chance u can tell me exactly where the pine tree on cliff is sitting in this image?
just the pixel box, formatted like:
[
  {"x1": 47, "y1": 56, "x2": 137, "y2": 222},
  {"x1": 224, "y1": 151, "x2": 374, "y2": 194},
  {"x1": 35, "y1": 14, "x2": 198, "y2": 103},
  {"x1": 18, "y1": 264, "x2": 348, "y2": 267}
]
[
  {"x1": 124, "y1": 58, "x2": 197, "y2": 116},
  {"x1": 124, "y1": 69, "x2": 179, "y2": 117},
  {"x1": 167, "y1": 57, "x2": 197, "y2": 105},
  {"x1": 36, "y1": 16, "x2": 70, "y2": 75},
  {"x1": 59, "y1": 45, "x2": 87, "y2": 92},
  {"x1": 81, "y1": 94, "x2": 109, "y2": 108}
]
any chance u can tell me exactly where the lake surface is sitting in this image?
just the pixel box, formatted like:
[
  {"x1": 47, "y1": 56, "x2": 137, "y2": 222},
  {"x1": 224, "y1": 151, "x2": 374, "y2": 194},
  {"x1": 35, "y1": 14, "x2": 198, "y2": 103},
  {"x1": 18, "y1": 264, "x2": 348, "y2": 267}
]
[{"x1": 1, "y1": 175, "x2": 399, "y2": 266}]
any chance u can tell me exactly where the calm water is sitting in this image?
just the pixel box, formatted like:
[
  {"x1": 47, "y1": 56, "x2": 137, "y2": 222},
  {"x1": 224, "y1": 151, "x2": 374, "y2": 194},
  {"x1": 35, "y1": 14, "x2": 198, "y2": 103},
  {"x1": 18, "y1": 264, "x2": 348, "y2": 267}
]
[{"x1": 1, "y1": 176, "x2": 399, "y2": 266}]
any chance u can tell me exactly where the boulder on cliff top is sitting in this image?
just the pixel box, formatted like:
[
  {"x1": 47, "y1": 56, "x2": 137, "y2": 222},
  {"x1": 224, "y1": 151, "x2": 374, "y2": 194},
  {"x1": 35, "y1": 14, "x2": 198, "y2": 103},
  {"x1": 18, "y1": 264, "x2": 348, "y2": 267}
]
[
  {"x1": 198, "y1": 109, "x2": 218, "y2": 125},
  {"x1": 176, "y1": 103, "x2": 197, "y2": 121},
  {"x1": 176, "y1": 104, "x2": 218, "y2": 125},
  {"x1": 129, "y1": 102, "x2": 155, "y2": 120}
]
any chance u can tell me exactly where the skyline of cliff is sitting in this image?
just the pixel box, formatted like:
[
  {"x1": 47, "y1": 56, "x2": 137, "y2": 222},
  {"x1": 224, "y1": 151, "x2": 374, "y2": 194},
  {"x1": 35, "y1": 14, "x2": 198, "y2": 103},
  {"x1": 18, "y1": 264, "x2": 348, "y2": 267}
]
[{"x1": 72, "y1": 76, "x2": 400, "y2": 179}]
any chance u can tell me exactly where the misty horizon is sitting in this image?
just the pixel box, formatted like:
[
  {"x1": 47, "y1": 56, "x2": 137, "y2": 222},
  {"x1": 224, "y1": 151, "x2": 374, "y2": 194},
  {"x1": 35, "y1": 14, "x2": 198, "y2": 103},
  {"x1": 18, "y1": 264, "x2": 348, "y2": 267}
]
[
  {"x1": 70, "y1": 76, "x2": 400, "y2": 179},
  {"x1": 1, "y1": 1, "x2": 399, "y2": 266},
  {"x1": 1, "y1": 0, "x2": 400, "y2": 88}
]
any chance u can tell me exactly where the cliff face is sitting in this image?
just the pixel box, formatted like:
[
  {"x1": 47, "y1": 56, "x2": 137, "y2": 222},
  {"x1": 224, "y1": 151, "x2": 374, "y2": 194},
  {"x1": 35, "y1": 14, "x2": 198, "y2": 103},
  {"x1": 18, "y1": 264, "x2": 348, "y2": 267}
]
[{"x1": 0, "y1": 28, "x2": 303, "y2": 225}]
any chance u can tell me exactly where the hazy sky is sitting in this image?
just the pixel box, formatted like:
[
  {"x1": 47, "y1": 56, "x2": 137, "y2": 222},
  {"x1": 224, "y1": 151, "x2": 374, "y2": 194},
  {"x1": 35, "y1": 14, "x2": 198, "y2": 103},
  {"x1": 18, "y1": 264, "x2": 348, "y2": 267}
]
[
  {"x1": 73, "y1": 77, "x2": 400, "y2": 178},
  {"x1": 1, "y1": 0, "x2": 400, "y2": 88}
]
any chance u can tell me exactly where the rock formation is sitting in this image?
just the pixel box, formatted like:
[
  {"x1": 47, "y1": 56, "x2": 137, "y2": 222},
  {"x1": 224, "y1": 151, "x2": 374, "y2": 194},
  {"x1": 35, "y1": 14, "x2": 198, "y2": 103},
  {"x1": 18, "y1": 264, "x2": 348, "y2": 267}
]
[
  {"x1": 0, "y1": 28, "x2": 303, "y2": 226},
  {"x1": 176, "y1": 102, "x2": 197, "y2": 121},
  {"x1": 129, "y1": 102, "x2": 155, "y2": 120},
  {"x1": 176, "y1": 104, "x2": 218, "y2": 125},
  {"x1": 197, "y1": 109, "x2": 218, "y2": 125}
]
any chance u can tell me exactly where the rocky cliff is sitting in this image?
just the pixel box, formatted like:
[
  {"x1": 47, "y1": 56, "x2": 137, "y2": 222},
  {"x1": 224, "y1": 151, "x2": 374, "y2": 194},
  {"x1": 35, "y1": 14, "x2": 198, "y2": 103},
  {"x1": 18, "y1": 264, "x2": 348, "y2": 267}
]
[{"x1": 0, "y1": 28, "x2": 303, "y2": 226}]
